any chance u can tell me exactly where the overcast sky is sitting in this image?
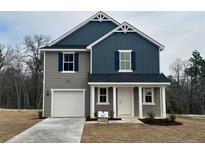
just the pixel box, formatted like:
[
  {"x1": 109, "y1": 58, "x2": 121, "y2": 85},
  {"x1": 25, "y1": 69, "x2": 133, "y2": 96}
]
[{"x1": 0, "y1": 11, "x2": 205, "y2": 75}]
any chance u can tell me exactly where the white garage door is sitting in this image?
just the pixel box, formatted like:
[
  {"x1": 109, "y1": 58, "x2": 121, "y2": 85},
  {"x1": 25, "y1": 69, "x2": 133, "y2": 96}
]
[{"x1": 51, "y1": 90, "x2": 85, "y2": 117}]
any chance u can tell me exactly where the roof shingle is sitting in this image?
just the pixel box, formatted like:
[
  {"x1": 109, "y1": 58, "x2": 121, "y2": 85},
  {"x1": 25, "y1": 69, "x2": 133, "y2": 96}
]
[{"x1": 88, "y1": 73, "x2": 170, "y2": 83}]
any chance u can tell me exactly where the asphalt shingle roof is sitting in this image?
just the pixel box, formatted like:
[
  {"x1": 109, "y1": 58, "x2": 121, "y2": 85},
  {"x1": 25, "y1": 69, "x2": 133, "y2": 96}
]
[
  {"x1": 88, "y1": 73, "x2": 170, "y2": 83},
  {"x1": 40, "y1": 45, "x2": 87, "y2": 49}
]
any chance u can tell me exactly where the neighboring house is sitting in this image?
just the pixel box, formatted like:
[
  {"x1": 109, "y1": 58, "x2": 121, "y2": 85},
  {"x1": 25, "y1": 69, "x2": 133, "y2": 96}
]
[{"x1": 40, "y1": 11, "x2": 170, "y2": 118}]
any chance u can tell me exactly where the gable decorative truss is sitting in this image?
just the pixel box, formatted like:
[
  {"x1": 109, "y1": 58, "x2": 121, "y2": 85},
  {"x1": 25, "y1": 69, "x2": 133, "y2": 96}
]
[
  {"x1": 116, "y1": 22, "x2": 136, "y2": 33},
  {"x1": 87, "y1": 22, "x2": 165, "y2": 51},
  {"x1": 91, "y1": 12, "x2": 111, "y2": 22},
  {"x1": 48, "y1": 11, "x2": 120, "y2": 47}
]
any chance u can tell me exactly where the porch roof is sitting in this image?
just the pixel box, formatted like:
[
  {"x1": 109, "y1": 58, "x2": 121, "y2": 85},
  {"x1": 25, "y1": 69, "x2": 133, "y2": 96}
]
[
  {"x1": 88, "y1": 73, "x2": 170, "y2": 83},
  {"x1": 40, "y1": 45, "x2": 87, "y2": 49}
]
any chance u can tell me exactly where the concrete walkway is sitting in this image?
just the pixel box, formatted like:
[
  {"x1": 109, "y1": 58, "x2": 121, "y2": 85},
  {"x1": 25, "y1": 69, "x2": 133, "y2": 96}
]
[{"x1": 7, "y1": 118, "x2": 85, "y2": 143}]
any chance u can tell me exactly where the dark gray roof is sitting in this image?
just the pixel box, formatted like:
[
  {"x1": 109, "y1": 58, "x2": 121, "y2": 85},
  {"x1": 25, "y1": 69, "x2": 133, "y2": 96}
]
[
  {"x1": 88, "y1": 73, "x2": 170, "y2": 83},
  {"x1": 40, "y1": 45, "x2": 87, "y2": 49}
]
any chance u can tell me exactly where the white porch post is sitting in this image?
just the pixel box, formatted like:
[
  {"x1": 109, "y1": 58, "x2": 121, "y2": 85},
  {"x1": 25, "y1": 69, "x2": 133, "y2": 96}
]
[
  {"x1": 113, "y1": 86, "x2": 117, "y2": 117},
  {"x1": 138, "y1": 86, "x2": 143, "y2": 118},
  {"x1": 162, "y1": 86, "x2": 166, "y2": 118},
  {"x1": 160, "y1": 87, "x2": 163, "y2": 117},
  {"x1": 90, "y1": 86, "x2": 95, "y2": 118}
]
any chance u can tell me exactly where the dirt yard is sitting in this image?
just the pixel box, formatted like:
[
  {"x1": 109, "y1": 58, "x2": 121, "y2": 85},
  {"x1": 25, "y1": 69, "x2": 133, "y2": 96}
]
[
  {"x1": 0, "y1": 109, "x2": 42, "y2": 143},
  {"x1": 81, "y1": 116, "x2": 205, "y2": 143}
]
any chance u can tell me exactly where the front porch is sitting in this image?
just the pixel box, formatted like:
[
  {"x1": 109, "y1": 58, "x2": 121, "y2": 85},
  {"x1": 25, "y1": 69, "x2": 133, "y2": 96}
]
[{"x1": 89, "y1": 85, "x2": 168, "y2": 119}]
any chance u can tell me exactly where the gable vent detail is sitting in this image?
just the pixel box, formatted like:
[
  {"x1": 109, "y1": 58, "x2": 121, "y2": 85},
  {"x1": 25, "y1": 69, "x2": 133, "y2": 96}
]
[
  {"x1": 91, "y1": 12, "x2": 112, "y2": 22},
  {"x1": 116, "y1": 23, "x2": 136, "y2": 33}
]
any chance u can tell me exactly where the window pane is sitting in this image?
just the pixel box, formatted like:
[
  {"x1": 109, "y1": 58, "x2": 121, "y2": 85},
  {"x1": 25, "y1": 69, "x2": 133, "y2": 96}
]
[
  {"x1": 100, "y1": 96, "x2": 107, "y2": 102},
  {"x1": 68, "y1": 54, "x2": 74, "y2": 61},
  {"x1": 145, "y1": 96, "x2": 152, "y2": 102},
  {"x1": 64, "y1": 63, "x2": 69, "y2": 71},
  {"x1": 68, "y1": 63, "x2": 74, "y2": 71},
  {"x1": 100, "y1": 88, "x2": 106, "y2": 95},
  {"x1": 120, "y1": 52, "x2": 126, "y2": 60},
  {"x1": 64, "y1": 54, "x2": 69, "y2": 62},
  {"x1": 120, "y1": 61, "x2": 126, "y2": 70},
  {"x1": 145, "y1": 88, "x2": 152, "y2": 96},
  {"x1": 125, "y1": 61, "x2": 130, "y2": 69},
  {"x1": 125, "y1": 52, "x2": 130, "y2": 60}
]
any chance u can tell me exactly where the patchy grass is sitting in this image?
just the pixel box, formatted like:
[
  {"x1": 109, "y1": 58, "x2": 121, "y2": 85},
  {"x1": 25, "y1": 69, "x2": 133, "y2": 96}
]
[
  {"x1": 81, "y1": 117, "x2": 205, "y2": 143},
  {"x1": 0, "y1": 109, "x2": 42, "y2": 143}
]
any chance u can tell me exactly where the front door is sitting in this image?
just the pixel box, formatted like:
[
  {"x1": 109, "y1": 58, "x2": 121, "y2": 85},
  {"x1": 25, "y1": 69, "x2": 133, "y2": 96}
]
[{"x1": 117, "y1": 87, "x2": 133, "y2": 116}]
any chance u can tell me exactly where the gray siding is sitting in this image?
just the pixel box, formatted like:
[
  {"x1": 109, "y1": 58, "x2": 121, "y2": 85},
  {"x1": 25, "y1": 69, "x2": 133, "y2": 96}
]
[
  {"x1": 134, "y1": 87, "x2": 161, "y2": 117},
  {"x1": 92, "y1": 32, "x2": 160, "y2": 74},
  {"x1": 56, "y1": 21, "x2": 117, "y2": 46},
  {"x1": 44, "y1": 52, "x2": 90, "y2": 117},
  {"x1": 93, "y1": 87, "x2": 161, "y2": 117}
]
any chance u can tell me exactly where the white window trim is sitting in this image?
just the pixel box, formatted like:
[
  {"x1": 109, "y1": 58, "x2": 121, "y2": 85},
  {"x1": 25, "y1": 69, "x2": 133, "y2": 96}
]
[
  {"x1": 142, "y1": 87, "x2": 155, "y2": 105},
  {"x1": 97, "y1": 87, "x2": 109, "y2": 105},
  {"x1": 118, "y1": 50, "x2": 133, "y2": 72},
  {"x1": 62, "y1": 52, "x2": 75, "y2": 73}
]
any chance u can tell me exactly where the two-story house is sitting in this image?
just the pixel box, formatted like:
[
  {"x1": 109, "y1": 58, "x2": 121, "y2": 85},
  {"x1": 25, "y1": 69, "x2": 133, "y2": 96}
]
[{"x1": 40, "y1": 11, "x2": 170, "y2": 119}]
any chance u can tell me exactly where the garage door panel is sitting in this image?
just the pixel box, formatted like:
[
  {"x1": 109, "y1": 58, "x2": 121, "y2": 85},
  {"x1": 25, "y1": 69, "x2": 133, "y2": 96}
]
[{"x1": 52, "y1": 90, "x2": 84, "y2": 117}]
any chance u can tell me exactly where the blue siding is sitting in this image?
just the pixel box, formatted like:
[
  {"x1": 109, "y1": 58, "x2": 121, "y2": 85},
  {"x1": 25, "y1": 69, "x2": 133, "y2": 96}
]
[
  {"x1": 56, "y1": 21, "x2": 117, "y2": 46},
  {"x1": 92, "y1": 32, "x2": 160, "y2": 74}
]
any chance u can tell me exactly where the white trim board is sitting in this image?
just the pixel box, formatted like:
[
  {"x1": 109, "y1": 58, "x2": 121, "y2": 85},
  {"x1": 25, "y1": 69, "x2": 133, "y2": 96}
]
[
  {"x1": 48, "y1": 11, "x2": 120, "y2": 47},
  {"x1": 39, "y1": 48, "x2": 88, "y2": 52},
  {"x1": 42, "y1": 51, "x2": 46, "y2": 116},
  {"x1": 88, "y1": 82, "x2": 170, "y2": 86},
  {"x1": 87, "y1": 22, "x2": 165, "y2": 51},
  {"x1": 51, "y1": 89, "x2": 86, "y2": 92}
]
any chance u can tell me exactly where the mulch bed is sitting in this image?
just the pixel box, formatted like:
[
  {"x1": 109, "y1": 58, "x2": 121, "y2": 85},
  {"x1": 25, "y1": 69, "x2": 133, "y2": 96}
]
[
  {"x1": 86, "y1": 117, "x2": 121, "y2": 121},
  {"x1": 139, "y1": 118, "x2": 183, "y2": 126}
]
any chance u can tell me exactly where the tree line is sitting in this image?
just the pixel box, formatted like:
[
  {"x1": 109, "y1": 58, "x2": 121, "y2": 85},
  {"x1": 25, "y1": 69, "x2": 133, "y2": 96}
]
[
  {"x1": 167, "y1": 50, "x2": 205, "y2": 114},
  {"x1": 0, "y1": 34, "x2": 205, "y2": 114},
  {"x1": 0, "y1": 35, "x2": 50, "y2": 109}
]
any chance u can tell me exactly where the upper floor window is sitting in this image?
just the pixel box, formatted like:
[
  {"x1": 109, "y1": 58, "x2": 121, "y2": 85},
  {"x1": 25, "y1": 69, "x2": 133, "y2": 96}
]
[
  {"x1": 143, "y1": 88, "x2": 155, "y2": 105},
  {"x1": 63, "y1": 53, "x2": 74, "y2": 72},
  {"x1": 118, "y1": 50, "x2": 132, "y2": 72}
]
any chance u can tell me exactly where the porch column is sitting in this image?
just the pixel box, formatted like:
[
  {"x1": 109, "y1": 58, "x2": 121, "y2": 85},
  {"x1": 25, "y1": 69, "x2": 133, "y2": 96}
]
[
  {"x1": 162, "y1": 86, "x2": 166, "y2": 118},
  {"x1": 160, "y1": 87, "x2": 163, "y2": 117},
  {"x1": 90, "y1": 86, "x2": 95, "y2": 118},
  {"x1": 113, "y1": 86, "x2": 117, "y2": 117},
  {"x1": 138, "y1": 86, "x2": 143, "y2": 118}
]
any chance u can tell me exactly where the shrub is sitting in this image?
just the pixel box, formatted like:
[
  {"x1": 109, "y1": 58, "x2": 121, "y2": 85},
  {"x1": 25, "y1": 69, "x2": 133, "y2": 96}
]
[
  {"x1": 109, "y1": 111, "x2": 114, "y2": 118},
  {"x1": 38, "y1": 111, "x2": 43, "y2": 119},
  {"x1": 164, "y1": 118, "x2": 170, "y2": 123},
  {"x1": 169, "y1": 112, "x2": 176, "y2": 122},
  {"x1": 94, "y1": 111, "x2": 98, "y2": 118},
  {"x1": 147, "y1": 112, "x2": 155, "y2": 123}
]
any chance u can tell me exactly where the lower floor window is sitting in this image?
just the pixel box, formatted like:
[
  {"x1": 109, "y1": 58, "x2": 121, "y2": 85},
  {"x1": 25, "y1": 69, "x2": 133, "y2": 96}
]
[
  {"x1": 98, "y1": 88, "x2": 108, "y2": 104},
  {"x1": 143, "y1": 88, "x2": 154, "y2": 103}
]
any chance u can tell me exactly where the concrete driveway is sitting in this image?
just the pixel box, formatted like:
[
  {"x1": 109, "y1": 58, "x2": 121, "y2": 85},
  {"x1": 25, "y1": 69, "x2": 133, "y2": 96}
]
[{"x1": 7, "y1": 118, "x2": 85, "y2": 143}]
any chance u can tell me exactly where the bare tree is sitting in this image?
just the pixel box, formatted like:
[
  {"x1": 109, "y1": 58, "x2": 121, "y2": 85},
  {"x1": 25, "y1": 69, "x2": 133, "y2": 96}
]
[
  {"x1": 169, "y1": 58, "x2": 184, "y2": 84},
  {"x1": 0, "y1": 43, "x2": 14, "y2": 72},
  {"x1": 21, "y1": 34, "x2": 50, "y2": 109},
  {"x1": 0, "y1": 35, "x2": 50, "y2": 109}
]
